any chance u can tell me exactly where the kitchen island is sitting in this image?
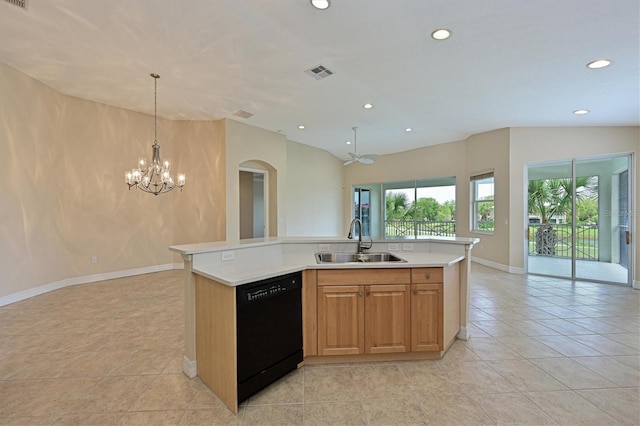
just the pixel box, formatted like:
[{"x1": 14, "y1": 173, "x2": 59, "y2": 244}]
[{"x1": 170, "y1": 236, "x2": 477, "y2": 413}]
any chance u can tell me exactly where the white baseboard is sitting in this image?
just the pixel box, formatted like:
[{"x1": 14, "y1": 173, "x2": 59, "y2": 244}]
[
  {"x1": 182, "y1": 356, "x2": 197, "y2": 378},
  {"x1": 456, "y1": 326, "x2": 469, "y2": 341},
  {"x1": 0, "y1": 263, "x2": 183, "y2": 307},
  {"x1": 471, "y1": 257, "x2": 525, "y2": 275}
]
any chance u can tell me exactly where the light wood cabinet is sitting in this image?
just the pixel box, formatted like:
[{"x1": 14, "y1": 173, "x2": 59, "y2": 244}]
[
  {"x1": 411, "y1": 267, "x2": 444, "y2": 284},
  {"x1": 317, "y1": 283, "x2": 411, "y2": 355},
  {"x1": 313, "y1": 266, "x2": 457, "y2": 358},
  {"x1": 316, "y1": 270, "x2": 411, "y2": 356},
  {"x1": 317, "y1": 285, "x2": 364, "y2": 355},
  {"x1": 411, "y1": 283, "x2": 443, "y2": 351},
  {"x1": 365, "y1": 284, "x2": 411, "y2": 354}
]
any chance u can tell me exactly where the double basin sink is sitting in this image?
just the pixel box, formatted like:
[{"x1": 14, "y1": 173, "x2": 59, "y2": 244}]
[{"x1": 315, "y1": 252, "x2": 406, "y2": 264}]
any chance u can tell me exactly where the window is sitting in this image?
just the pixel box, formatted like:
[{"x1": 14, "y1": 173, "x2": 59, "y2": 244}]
[
  {"x1": 471, "y1": 172, "x2": 494, "y2": 233},
  {"x1": 352, "y1": 177, "x2": 456, "y2": 239}
]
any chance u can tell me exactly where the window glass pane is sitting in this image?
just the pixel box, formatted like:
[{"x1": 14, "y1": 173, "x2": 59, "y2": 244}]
[
  {"x1": 471, "y1": 174, "x2": 494, "y2": 232},
  {"x1": 415, "y1": 177, "x2": 456, "y2": 237},
  {"x1": 383, "y1": 181, "x2": 415, "y2": 239}
]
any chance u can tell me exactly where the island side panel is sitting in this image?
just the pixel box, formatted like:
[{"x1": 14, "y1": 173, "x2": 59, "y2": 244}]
[
  {"x1": 182, "y1": 256, "x2": 197, "y2": 377},
  {"x1": 457, "y1": 245, "x2": 473, "y2": 340},
  {"x1": 195, "y1": 274, "x2": 239, "y2": 414},
  {"x1": 443, "y1": 263, "x2": 461, "y2": 349},
  {"x1": 303, "y1": 270, "x2": 318, "y2": 357}
]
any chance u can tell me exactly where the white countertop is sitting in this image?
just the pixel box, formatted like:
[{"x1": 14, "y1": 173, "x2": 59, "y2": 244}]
[
  {"x1": 171, "y1": 236, "x2": 477, "y2": 286},
  {"x1": 192, "y1": 251, "x2": 465, "y2": 286},
  {"x1": 170, "y1": 235, "x2": 478, "y2": 256}
]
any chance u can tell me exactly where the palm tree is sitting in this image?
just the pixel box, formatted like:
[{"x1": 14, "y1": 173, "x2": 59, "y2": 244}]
[
  {"x1": 385, "y1": 192, "x2": 410, "y2": 219},
  {"x1": 528, "y1": 177, "x2": 598, "y2": 255},
  {"x1": 385, "y1": 192, "x2": 411, "y2": 236}
]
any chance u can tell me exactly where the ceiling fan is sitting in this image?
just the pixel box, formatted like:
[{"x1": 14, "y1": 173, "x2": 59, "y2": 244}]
[{"x1": 344, "y1": 127, "x2": 379, "y2": 166}]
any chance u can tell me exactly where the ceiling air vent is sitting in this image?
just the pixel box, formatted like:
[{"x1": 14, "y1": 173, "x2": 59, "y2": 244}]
[
  {"x1": 4, "y1": 0, "x2": 28, "y2": 10},
  {"x1": 233, "y1": 110, "x2": 254, "y2": 119},
  {"x1": 305, "y1": 65, "x2": 334, "y2": 80}
]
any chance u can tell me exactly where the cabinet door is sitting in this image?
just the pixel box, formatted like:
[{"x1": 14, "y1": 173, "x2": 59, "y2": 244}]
[
  {"x1": 411, "y1": 283, "x2": 443, "y2": 352},
  {"x1": 317, "y1": 285, "x2": 364, "y2": 355},
  {"x1": 365, "y1": 284, "x2": 410, "y2": 354}
]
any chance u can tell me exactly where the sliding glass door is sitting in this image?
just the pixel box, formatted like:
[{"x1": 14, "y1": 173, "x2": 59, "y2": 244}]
[
  {"x1": 527, "y1": 154, "x2": 632, "y2": 285},
  {"x1": 575, "y1": 156, "x2": 631, "y2": 283},
  {"x1": 527, "y1": 161, "x2": 574, "y2": 279}
]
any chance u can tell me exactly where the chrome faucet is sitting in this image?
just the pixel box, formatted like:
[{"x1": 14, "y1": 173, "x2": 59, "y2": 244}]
[{"x1": 347, "y1": 218, "x2": 372, "y2": 254}]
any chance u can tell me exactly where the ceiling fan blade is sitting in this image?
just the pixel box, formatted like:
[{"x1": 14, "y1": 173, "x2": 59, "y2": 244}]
[
  {"x1": 344, "y1": 159, "x2": 357, "y2": 166},
  {"x1": 347, "y1": 152, "x2": 359, "y2": 159},
  {"x1": 360, "y1": 154, "x2": 379, "y2": 160}
]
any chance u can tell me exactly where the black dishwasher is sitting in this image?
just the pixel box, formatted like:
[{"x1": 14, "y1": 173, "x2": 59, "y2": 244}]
[{"x1": 236, "y1": 271, "x2": 303, "y2": 403}]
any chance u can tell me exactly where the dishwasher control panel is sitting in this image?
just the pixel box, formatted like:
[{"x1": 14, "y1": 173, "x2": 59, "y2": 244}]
[
  {"x1": 236, "y1": 272, "x2": 301, "y2": 305},
  {"x1": 246, "y1": 284, "x2": 289, "y2": 301}
]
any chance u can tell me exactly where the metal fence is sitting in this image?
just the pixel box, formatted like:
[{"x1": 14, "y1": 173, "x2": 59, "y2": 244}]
[
  {"x1": 385, "y1": 220, "x2": 456, "y2": 237},
  {"x1": 528, "y1": 223, "x2": 598, "y2": 260}
]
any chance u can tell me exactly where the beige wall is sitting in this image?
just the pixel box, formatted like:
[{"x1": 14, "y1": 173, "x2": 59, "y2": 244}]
[
  {"x1": 225, "y1": 120, "x2": 343, "y2": 240},
  {"x1": 286, "y1": 141, "x2": 343, "y2": 236},
  {"x1": 170, "y1": 119, "x2": 226, "y2": 248},
  {"x1": 342, "y1": 130, "x2": 510, "y2": 267},
  {"x1": 0, "y1": 63, "x2": 226, "y2": 299},
  {"x1": 225, "y1": 120, "x2": 288, "y2": 240},
  {"x1": 463, "y1": 128, "x2": 511, "y2": 267},
  {"x1": 343, "y1": 140, "x2": 467, "y2": 234}
]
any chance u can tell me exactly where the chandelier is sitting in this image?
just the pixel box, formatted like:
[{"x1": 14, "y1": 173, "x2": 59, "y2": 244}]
[{"x1": 125, "y1": 73, "x2": 185, "y2": 195}]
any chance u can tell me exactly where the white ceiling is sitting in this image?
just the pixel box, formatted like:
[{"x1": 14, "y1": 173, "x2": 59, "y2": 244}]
[{"x1": 0, "y1": 0, "x2": 638, "y2": 159}]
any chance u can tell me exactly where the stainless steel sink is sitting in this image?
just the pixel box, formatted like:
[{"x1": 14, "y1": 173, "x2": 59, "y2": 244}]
[{"x1": 315, "y1": 252, "x2": 406, "y2": 264}]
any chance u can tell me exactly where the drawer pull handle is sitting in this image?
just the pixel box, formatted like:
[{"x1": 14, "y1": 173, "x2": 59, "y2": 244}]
[
  {"x1": 359, "y1": 291, "x2": 364, "y2": 297},
  {"x1": 366, "y1": 291, "x2": 371, "y2": 297},
  {"x1": 413, "y1": 290, "x2": 418, "y2": 295},
  {"x1": 425, "y1": 273, "x2": 431, "y2": 279}
]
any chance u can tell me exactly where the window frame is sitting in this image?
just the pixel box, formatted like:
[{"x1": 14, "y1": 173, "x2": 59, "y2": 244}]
[{"x1": 470, "y1": 171, "x2": 495, "y2": 234}]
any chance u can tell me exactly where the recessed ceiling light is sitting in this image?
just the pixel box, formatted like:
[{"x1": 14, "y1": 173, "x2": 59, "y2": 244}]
[
  {"x1": 573, "y1": 109, "x2": 590, "y2": 115},
  {"x1": 587, "y1": 59, "x2": 611, "y2": 69},
  {"x1": 310, "y1": 0, "x2": 330, "y2": 10},
  {"x1": 363, "y1": 103, "x2": 373, "y2": 109},
  {"x1": 405, "y1": 128, "x2": 413, "y2": 132},
  {"x1": 346, "y1": 140, "x2": 352, "y2": 145},
  {"x1": 431, "y1": 29, "x2": 451, "y2": 40},
  {"x1": 298, "y1": 125, "x2": 306, "y2": 129}
]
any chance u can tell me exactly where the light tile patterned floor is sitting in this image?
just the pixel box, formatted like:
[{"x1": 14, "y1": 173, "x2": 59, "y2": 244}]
[{"x1": 0, "y1": 264, "x2": 638, "y2": 425}]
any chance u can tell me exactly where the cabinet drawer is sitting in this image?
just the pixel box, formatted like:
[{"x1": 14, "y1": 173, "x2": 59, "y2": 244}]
[
  {"x1": 317, "y1": 269, "x2": 410, "y2": 286},
  {"x1": 411, "y1": 268, "x2": 443, "y2": 283}
]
